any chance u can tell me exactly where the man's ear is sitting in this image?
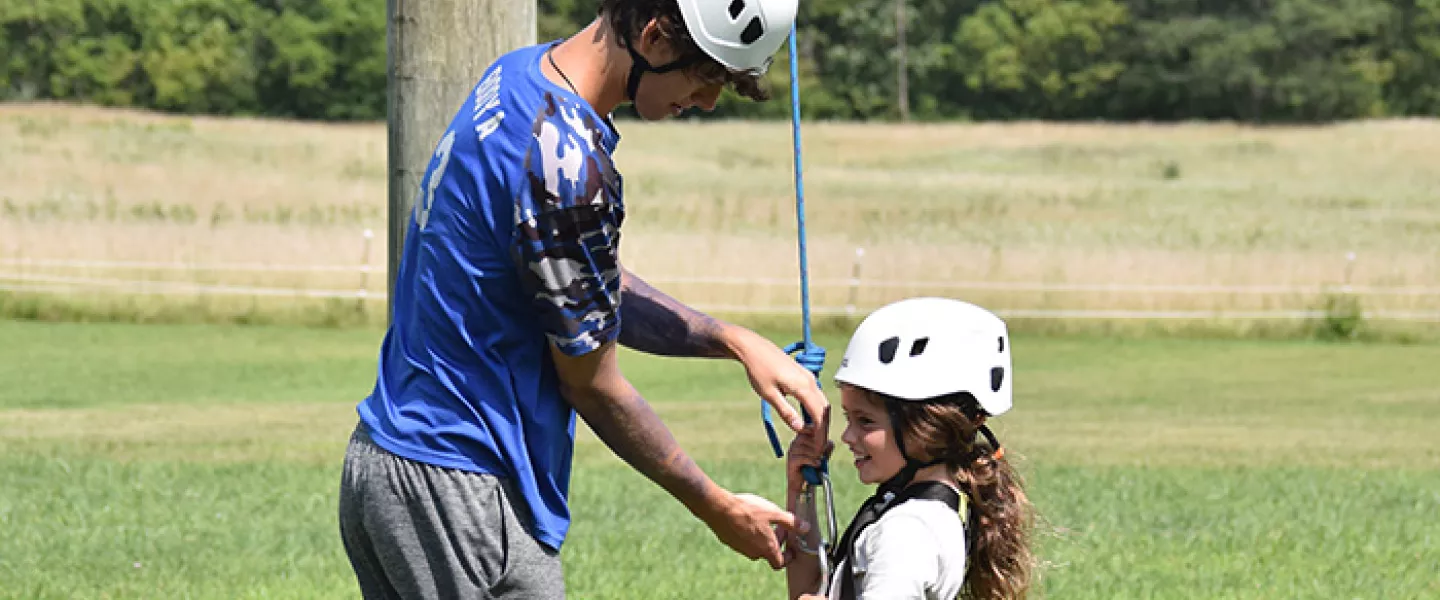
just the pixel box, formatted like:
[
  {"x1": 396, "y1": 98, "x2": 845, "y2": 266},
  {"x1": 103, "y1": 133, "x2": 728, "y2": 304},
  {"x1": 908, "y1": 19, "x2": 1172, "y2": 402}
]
[{"x1": 636, "y1": 17, "x2": 677, "y2": 62}]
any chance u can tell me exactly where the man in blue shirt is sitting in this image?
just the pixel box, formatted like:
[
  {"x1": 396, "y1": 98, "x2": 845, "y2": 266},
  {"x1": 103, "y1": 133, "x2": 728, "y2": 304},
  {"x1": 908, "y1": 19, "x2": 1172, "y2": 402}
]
[{"x1": 337, "y1": 0, "x2": 828, "y2": 597}]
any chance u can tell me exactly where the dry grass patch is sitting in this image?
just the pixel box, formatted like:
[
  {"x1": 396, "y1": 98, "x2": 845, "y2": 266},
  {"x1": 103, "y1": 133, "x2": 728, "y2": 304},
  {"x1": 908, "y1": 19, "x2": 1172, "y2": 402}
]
[{"x1": 3, "y1": 104, "x2": 1438, "y2": 327}]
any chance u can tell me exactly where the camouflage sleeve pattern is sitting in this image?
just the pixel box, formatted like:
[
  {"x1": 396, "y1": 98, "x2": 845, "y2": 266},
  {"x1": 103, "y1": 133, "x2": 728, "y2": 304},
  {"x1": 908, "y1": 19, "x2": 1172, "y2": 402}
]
[{"x1": 512, "y1": 93, "x2": 625, "y2": 356}]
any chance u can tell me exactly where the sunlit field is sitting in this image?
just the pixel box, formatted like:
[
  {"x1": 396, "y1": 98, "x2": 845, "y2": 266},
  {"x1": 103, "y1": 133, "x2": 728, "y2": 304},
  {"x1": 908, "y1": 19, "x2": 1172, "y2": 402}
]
[{"x1": 2, "y1": 320, "x2": 1437, "y2": 598}]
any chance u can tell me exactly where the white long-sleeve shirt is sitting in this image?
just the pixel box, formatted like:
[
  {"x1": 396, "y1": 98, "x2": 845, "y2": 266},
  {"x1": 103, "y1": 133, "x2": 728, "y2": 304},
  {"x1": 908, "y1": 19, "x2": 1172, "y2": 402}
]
[{"x1": 826, "y1": 495, "x2": 968, "y2": 600}]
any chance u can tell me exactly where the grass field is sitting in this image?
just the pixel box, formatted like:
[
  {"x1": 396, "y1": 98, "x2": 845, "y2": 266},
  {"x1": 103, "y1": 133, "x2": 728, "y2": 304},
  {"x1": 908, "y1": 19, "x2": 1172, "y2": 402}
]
[
  {"x1": 2, "y1": 104, "x2": 1439, "y2": 331},
  {"x1": 2, "y1": 319, "x2": 1437, "y2": 599}
]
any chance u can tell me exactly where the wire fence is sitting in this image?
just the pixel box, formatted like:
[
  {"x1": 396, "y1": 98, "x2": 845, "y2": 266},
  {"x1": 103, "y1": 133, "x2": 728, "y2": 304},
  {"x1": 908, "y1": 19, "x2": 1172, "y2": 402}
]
[{"x1": 3, "y1": 257, "x2": 1438, "y2": 322}]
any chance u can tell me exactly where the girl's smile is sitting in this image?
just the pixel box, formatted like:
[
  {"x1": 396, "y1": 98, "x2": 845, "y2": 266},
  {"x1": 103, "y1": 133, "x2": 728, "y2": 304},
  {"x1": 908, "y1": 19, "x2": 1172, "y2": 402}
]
[{"x1": 839, "y1": 385, "x2": 906, "y2": 485}]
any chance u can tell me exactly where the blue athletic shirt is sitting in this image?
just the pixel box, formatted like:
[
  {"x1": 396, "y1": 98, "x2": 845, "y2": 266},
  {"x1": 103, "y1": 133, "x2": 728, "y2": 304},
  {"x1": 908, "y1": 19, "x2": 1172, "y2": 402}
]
[{"x1": 357, "y1": 41, "x2": 624, "y2": 551}]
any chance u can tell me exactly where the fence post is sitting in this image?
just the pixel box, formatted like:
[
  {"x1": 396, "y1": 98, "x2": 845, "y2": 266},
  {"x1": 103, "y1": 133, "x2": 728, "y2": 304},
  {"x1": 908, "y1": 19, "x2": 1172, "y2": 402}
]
[
  {"x1": 1343, "y1": 251, "x2": 1356, "y2": 292},
  {"x1": 359, "y1": 228, "x2": 375, "y2": 314},
  {"x1": 846, "y1": 247, "x2": 865, "y2": 316}
]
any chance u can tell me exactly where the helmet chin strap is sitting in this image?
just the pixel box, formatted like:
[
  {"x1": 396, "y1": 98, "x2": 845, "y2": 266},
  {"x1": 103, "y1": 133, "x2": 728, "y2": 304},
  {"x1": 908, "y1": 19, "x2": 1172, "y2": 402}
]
[
  {"x1": 879, "y1": 401, "x2": 944, "y2": 496},
  {"x1": 622, "y1": 30, "x2": 701, "y2": 102},
  {"x1": 879, "y1": 399, "x2": 1004, "y2": 497}
]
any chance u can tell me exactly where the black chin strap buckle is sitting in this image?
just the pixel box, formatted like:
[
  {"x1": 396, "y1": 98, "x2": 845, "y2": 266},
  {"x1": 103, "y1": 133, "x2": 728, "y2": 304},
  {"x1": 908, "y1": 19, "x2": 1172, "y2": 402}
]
[{"x1": 622, "y1": 31, "x2": 702, "y2": 101}]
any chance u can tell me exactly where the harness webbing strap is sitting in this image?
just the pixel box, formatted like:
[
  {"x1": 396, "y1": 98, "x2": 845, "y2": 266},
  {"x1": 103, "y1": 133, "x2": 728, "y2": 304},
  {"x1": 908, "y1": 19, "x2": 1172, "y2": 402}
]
[{"x1": 832, "y1": 482, "x2": 965, "y2": 600}]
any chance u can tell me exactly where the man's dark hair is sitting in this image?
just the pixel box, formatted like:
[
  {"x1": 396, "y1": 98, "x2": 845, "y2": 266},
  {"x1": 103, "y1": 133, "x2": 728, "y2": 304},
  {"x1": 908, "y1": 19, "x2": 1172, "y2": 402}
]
[{"x1": 598, "y1": 0, "x2": 771, "y2": 101}]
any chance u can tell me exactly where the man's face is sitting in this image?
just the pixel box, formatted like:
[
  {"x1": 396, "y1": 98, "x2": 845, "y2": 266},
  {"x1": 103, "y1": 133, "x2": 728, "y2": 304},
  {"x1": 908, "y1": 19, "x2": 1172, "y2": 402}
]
[
  {"x1": 629, "y1": 21, "x2": 727, "y2": 121},
  {"x1": 633, "y1": 70, "x2": 725, "y2": 121}
]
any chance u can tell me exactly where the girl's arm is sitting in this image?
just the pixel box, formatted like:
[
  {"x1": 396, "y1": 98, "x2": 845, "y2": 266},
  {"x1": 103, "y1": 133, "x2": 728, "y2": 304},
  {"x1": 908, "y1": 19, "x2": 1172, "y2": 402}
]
[
  {"x1": 784, "y1": 490, "x2": 823, "y2": 599},
  {"x1": 784, "y1": 440, "x2": 832, "y2": 599}
]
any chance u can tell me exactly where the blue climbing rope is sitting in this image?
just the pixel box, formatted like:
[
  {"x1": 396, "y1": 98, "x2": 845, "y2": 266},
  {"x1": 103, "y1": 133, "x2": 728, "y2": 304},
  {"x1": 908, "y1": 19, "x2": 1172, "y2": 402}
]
[
  {"x1": 788, "y1": 25, "x2": 815, "y2": 357},
  {"x1": 763, "y1": 27, "x2": 840, "y2": 593},
  {"x1": 760, "y1": 23, "x2": 827, "y2": 486}
]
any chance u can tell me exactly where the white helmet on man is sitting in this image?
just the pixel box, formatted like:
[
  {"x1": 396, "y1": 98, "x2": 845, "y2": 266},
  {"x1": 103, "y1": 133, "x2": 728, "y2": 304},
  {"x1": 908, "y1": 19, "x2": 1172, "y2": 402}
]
[
  {"x1": 834, "y1": 297, "x2": 1013, "y2": 417},
  {"x1": 676, "y1": 0, "x2": 797, "y2": 75}
]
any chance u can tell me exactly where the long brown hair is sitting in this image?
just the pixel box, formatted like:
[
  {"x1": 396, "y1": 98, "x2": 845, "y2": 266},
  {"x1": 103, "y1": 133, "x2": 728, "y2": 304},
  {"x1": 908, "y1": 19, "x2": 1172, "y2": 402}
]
[{"x1": 885, "y1": 391, "x2": 1036, "y2": 600}]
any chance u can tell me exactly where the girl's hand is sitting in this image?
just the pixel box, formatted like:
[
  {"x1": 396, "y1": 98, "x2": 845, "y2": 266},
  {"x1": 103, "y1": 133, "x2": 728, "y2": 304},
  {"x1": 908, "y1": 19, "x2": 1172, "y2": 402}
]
[{"x1": 786, "y1": 438, "x2": 835, "y2": 495}]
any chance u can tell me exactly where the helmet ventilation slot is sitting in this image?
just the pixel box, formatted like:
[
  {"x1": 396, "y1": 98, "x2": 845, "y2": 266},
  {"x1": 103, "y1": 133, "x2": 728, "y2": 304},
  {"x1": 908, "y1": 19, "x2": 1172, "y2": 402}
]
[
  {"x1": 728, "y1": 0, "x2": 745, "y2": 20},
  {"x1": 740, "y1": 16, "x2": 764, "y2": 44},
  {"x1": 878, "y1": 336, "x2": 900, "y2": 364}
]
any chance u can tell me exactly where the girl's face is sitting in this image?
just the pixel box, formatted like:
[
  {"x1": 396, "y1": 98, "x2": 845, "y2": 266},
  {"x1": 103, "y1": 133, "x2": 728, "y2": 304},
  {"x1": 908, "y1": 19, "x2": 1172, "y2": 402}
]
[{"x1": 840, "y1": 385, "x2": 907, "y2": 485}]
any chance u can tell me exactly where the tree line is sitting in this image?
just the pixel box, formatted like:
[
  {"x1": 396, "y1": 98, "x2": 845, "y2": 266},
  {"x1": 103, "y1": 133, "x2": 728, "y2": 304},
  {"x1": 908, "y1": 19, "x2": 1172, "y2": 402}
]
[{"x1": 4, "y1": 0, "x2": 1437, "y2": 122}]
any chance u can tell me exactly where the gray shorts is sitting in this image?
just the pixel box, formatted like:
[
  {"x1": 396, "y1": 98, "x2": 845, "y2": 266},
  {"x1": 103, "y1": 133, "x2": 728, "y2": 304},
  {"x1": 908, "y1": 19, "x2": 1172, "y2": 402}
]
[{"x1": 338, "y1": 423, "x2": 566, "y2": 599}]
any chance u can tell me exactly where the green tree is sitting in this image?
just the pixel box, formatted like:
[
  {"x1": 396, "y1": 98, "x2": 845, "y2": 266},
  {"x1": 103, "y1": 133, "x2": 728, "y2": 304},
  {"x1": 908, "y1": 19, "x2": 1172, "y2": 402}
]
[
  {"x1": 1114, "y1": 0, "x2": 1393, "y2": 121},
  {"x1": 44, "y1": 0, "x2": 144, "y2": 105},
  {"x1": 255, "y1": 0, "x2": 384, "y2": 120},
  {"x1": 1382, "y1": 0, "x2": 1440, "y2": 114},
  {"x1": 1, "y1": 0, "x2": 88, "y2": 100},
  {"x1": 953, "y1": 0, "x2": 1129, "y2": 119},
  {"x1": 3, "y1": 0, "x2": 1436, "y2": 122},
  {"x1": 136, "y1": 0, "x2": 262, "y2": 114}
]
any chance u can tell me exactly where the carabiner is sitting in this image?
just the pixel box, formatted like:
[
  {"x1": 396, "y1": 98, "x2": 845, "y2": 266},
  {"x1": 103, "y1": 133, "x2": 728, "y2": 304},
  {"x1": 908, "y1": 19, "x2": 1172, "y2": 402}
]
[{"x1": 795, "y1": 468, "x2": 839, "y2": 596}]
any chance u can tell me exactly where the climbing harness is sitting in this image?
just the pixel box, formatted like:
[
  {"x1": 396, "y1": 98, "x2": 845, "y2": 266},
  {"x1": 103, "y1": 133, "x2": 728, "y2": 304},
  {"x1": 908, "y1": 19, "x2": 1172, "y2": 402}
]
[
  {"x1": 756, "y1": 21, "x2": 840, "y2": 597},
  {"x1": 830, "y1": 481, "x2": 969, "y2": 600}
]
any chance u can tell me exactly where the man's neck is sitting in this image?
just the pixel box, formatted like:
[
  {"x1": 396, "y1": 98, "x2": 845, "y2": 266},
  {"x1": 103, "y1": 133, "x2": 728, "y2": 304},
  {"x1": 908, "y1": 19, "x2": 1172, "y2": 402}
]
[{"x1": 543, "y1": 19, "x2": 630, "y2": 116}]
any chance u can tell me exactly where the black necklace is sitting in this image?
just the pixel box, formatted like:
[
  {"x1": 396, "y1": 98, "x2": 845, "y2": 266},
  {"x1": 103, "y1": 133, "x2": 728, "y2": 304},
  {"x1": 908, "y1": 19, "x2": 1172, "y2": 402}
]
[
  {"x1": 547, "y1": 43, "x2": 617, "y2": 132},
  {"x1": 547, "y1": 45, "x2": 580, "y2": 96}
]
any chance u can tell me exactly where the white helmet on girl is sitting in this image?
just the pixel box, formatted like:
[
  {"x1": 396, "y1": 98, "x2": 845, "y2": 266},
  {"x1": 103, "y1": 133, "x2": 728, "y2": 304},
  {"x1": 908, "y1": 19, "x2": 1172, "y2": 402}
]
[
  {"x1": 676, "y1": 0, "x2": 798, "y2": 74},
  {"x1": 834, "y1": 297, "x2": 1013, "y2": 417}
]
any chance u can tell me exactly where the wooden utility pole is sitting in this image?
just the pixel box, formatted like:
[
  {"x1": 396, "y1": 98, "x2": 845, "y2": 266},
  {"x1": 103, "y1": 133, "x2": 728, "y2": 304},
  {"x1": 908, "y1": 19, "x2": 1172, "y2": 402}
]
[
  {"x1": 896, "y1": 0, "x2": 909, "y2": 122},
  {"x1": 387, "y1": 0, "x2": 536, "y2": 319}
]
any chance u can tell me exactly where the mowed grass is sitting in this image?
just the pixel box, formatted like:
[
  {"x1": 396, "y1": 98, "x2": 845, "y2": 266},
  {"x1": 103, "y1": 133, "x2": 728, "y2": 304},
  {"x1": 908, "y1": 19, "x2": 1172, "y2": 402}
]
[{"x1": 1, "y1": 321, "x2": 1438, "y2": 599}]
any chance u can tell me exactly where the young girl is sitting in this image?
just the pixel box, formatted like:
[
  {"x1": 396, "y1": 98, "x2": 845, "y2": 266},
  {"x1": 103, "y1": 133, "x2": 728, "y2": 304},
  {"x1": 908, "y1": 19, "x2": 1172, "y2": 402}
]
[{"x1": 783, "y1": 297, "x2": 1036, "y2": 600}]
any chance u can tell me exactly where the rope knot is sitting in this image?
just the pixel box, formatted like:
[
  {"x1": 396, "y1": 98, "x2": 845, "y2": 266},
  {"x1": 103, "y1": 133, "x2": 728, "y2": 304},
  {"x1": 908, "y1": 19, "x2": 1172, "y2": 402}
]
[
  {"x1": 783, "y1": 341, "x2": 827, "y2": 382},
  {"x1": 760, "y1": 341, "x2": 828, "y2": 460}
]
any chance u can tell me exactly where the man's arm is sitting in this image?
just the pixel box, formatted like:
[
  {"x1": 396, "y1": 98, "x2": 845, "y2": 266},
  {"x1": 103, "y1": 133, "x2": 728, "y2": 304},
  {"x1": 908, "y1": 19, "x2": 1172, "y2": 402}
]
[
  {"x1": 554, "y1": 340, "x2": 717, "y2": 508},
  {"x1": 508, "y1": 105, "x2": 798, "y2": 568},
  {"x1": 618, "y1": 267, "x2": 732, "y2": 358},
  {"x1": 618, "y1": 267, "x2": 831, "y2": 445},
  {"x1": 550, "y1": 340, "x2": 795, "y2": 569}
]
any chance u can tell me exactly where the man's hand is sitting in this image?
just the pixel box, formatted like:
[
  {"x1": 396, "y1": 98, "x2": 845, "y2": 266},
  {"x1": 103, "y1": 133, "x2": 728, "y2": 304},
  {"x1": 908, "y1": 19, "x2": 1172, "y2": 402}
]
[
  {"x1": 549, "y1": 341, "x2": 809, "y2": 570},
  {"x1": 728, "y1": 329, "x2": 831, "y2": 456},
  {"x1": 698, "y1": 490, "x2": 804, "y2": 570}
]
